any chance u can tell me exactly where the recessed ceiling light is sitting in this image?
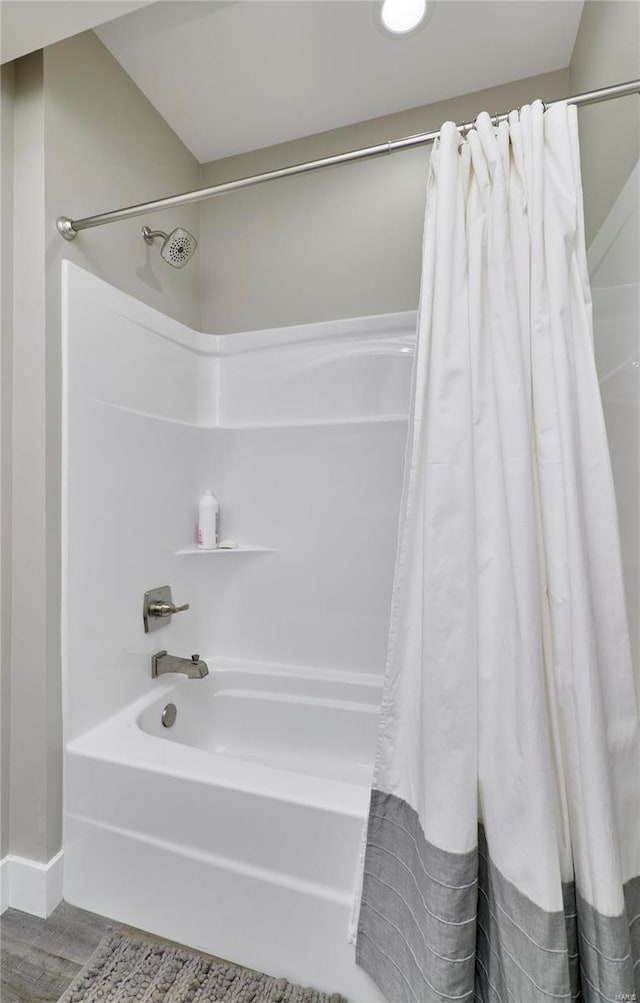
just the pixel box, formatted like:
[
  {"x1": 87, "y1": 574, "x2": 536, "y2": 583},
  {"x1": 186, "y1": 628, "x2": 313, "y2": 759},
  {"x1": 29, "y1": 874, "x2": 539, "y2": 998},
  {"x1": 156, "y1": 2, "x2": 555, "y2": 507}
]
[{"x1": 380, "y1": 0, "x2": 429, "y2": 35}]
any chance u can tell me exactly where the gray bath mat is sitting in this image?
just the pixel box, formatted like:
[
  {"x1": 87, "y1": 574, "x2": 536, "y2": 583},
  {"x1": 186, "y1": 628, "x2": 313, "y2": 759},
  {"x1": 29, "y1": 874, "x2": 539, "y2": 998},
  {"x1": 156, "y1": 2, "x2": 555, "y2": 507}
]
[{"x1": 57, "y1": 930, "x2": 347, "y2": 1003}]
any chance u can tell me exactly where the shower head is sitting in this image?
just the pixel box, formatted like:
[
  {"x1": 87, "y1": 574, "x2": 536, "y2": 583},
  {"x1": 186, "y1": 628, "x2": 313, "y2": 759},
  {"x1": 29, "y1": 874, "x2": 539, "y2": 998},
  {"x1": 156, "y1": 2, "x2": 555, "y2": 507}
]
[{"x1": 141, "y1": 225, "x2": 198, "y2": 268}]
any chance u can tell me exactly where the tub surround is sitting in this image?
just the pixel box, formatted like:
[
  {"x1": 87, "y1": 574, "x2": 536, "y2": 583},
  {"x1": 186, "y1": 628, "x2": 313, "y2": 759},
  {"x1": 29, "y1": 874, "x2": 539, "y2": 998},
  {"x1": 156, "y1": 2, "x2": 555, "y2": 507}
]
[
  {"x1": 62, "y1": 262, "x2": 414, "y2": 999},
  {"x1": 62, "y1": 262, "x2": 415, "y2": 741},
  {"x1": 588, "y1": 164, "x2": 640, "y2": 690}
]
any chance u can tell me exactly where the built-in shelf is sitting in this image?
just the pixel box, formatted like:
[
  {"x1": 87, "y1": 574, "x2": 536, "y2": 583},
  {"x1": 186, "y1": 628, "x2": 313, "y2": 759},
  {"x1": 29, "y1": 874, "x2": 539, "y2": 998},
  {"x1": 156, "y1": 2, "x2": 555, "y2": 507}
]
[
  {"x1": 218, "y1": 415, "x2": 410, "y2": 430},
  {"x1": 175, "y1": 545, "x2": 276, "y2": 555}
]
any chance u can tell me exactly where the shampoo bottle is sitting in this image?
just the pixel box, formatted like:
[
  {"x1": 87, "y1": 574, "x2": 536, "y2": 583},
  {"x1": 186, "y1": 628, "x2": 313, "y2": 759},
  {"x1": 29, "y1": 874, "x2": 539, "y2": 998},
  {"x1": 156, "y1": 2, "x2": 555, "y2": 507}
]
[{"x1": 197, "y1": 490, "x2": 219, "y2": 549}]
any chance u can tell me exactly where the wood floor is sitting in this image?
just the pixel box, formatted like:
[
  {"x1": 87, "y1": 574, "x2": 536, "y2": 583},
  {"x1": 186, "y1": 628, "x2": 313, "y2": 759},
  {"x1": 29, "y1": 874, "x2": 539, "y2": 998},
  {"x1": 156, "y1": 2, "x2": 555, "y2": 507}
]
[
  {"x1": 0, "y1": 902, "x2": 243, "y2": 1003},
  {"x1": 0, "y1": 901, "x2": 111, "y2": 1003}
]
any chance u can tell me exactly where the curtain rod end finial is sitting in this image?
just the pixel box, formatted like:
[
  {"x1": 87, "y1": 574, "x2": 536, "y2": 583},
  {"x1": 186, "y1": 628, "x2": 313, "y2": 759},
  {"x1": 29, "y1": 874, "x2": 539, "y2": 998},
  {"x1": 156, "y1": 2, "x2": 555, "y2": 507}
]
[{"x1": 57, "y1": 217, "x2": 78, "y2": 241}]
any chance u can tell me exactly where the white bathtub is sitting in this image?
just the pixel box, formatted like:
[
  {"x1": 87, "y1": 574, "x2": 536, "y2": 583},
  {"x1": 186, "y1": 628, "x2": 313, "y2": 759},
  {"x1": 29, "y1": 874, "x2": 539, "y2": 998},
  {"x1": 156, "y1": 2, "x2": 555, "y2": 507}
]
[{"x1": 64, "y1": 660, "x2": 385, "y2": 1002}]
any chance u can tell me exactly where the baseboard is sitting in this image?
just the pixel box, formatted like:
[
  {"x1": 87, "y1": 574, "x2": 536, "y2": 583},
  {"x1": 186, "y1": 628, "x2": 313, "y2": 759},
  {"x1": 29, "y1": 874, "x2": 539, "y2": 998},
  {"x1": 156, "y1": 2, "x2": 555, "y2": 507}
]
[{"x1": 0, "y1": 850, "x2": 64, "y2": 917}]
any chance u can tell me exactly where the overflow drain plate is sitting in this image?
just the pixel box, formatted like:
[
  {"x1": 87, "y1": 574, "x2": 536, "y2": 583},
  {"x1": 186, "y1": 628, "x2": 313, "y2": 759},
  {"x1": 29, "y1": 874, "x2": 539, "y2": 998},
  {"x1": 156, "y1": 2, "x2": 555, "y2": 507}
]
[{"x1": 162, "y1": 703, "x2": 177, "y2": 728}]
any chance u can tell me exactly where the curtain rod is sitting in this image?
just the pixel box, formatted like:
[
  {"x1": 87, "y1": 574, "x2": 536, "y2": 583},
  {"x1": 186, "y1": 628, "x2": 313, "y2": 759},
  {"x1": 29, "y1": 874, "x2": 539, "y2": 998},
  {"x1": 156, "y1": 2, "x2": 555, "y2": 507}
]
[{"x1": 56, "y1": 77, "x2": 640, "y2": 241}]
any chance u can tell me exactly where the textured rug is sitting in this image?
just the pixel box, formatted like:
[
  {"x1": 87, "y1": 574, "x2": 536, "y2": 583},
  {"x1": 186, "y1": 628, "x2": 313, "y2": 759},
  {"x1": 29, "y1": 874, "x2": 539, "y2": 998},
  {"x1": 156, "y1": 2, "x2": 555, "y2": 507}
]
[{"x1": 57, "y1": 930, "x2": 347, "y2": 1003}]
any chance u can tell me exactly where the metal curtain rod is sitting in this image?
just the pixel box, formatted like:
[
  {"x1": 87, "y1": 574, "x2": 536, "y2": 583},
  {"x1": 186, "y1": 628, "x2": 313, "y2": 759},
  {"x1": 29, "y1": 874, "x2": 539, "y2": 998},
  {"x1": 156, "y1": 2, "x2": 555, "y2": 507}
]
[{"x1": 57, "y1": 77, "x2": 640, "y2": 241}]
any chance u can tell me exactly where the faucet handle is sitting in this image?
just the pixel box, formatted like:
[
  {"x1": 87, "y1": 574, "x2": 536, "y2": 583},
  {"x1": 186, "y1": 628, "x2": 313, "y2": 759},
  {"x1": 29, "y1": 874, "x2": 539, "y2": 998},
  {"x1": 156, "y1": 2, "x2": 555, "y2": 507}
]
[
  {"x1": 191, "y1": 653, "x2": 200, "y2": 663},
  {"x1": 148, "y1": 600, "x2": 190, "y2": 617},
  {"x1": 143, "y1": 586, "x2": 190, "y2": 633}
]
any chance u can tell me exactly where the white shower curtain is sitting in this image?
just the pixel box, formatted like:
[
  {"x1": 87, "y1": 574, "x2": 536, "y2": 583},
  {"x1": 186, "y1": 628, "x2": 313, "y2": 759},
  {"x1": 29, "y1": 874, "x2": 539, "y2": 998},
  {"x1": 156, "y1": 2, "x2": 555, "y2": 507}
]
[{"x1": 356, "y1": 101, "x2": 640, "y2": 1002}]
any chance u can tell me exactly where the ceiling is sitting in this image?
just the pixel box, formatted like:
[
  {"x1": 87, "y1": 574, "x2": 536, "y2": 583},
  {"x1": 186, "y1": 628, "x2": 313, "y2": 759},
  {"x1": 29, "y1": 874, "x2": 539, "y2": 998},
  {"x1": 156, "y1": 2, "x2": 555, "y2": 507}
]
[
  {"x1": 0, "y1": 0, "x2": 154, "y2": 65},
  {"x1": 96, "y1": 0, "x2": 585, "y2": 165}
]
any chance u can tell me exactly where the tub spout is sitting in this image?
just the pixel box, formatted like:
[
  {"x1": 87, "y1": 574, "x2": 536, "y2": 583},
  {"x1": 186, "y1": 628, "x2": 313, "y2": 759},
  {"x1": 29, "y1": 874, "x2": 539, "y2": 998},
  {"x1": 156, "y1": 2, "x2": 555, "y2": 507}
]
[{"x1": 151, "y1": 651, "x2": 209, "y2": 679}]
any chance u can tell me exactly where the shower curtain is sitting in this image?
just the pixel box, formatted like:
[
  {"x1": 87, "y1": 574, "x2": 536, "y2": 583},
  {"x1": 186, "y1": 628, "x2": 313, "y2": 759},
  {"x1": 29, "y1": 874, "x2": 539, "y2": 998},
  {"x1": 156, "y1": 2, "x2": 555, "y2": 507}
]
[{"x1": 356, "y1": 101, "x2": 640, "y2": 1002}]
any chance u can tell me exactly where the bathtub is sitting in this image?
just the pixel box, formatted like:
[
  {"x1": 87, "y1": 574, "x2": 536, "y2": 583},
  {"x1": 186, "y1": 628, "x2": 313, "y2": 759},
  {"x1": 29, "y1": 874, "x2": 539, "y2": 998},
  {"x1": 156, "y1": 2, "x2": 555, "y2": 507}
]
[{"x1": 64, "y1": 659, "x2": 386, "y2": 1002}]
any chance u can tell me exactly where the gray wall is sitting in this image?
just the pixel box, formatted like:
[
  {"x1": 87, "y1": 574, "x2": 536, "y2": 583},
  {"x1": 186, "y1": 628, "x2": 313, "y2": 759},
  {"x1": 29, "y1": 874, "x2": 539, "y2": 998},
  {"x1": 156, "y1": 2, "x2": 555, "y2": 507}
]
[
  {"x1": 7, "y1": 30, "x2": 200, "y2": 863},
  {"x1": 1, "y1": 62, "x2": 15, "y2": 860},
  {"x1": 198, "y1": 69, "x2": 569, "y2": 334},
  {"x1": 10, "y1": 50, "x2": 51, "y2": 862},
  {"x1": 44, "y1": 31, "x2": 201, "y2": 330},
  {"x1": 570, "y1": 0, "x2": 640, "y2": 246},
  {"x1": 197, "y1": 0, "x2": 640, "y2": 335}
]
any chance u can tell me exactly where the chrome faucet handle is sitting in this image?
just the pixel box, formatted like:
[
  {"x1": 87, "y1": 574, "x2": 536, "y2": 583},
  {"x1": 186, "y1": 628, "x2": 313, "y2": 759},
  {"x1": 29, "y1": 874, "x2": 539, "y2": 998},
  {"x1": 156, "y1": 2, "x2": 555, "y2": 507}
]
[{"x1": 191, "y1": 653, "x2": 200, "y2": 662}]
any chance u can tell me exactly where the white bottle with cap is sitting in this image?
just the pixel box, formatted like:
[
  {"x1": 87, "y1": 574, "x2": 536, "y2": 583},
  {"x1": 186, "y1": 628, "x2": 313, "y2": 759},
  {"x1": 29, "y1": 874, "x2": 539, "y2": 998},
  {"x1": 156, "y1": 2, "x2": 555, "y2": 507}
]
[{"x1": 197, "y1": 490, "x2": 219, "y2": 550}]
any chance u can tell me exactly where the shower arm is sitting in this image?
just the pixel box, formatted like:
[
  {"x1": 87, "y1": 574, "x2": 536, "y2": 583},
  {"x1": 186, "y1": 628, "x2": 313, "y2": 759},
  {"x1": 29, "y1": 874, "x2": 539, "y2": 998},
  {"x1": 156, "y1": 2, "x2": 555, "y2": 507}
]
[
  {"x1": 56, "y1": 77, "x2": 640, "y2": 241},
  {"x1": 141, "y1": 226, "x2": 169, "y2": 244}
]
